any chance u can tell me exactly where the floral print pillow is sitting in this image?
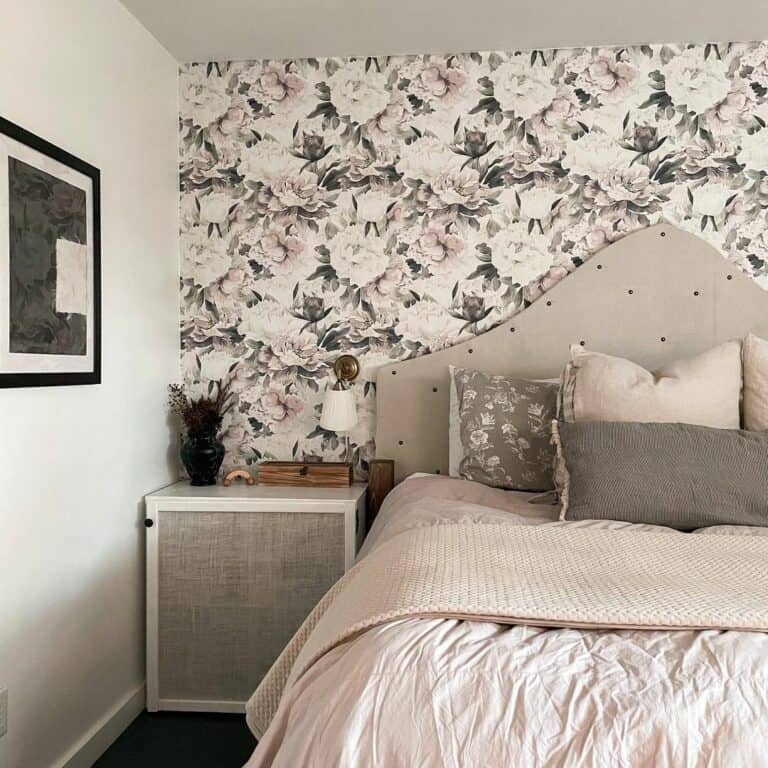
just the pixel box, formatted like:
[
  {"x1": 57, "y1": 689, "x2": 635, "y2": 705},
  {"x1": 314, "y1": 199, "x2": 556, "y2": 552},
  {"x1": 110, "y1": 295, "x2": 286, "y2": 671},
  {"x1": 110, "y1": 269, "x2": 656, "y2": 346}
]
[{"x1": 454, "y1": 368, "x2": 558, "y2": 491}]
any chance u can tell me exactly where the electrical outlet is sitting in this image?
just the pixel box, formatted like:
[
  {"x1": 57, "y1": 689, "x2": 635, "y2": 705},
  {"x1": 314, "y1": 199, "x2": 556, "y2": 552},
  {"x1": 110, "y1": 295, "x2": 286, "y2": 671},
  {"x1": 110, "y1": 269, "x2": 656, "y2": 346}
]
[{"x1": 0, "y1": 687, "x2": 7, "y2": 739}]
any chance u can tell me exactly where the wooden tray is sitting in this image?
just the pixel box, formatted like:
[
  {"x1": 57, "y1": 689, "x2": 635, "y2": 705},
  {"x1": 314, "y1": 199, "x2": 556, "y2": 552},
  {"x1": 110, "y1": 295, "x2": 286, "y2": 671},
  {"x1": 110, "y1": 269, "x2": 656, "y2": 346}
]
[{"x1": 257, "y1": 461, "x2": 353, "y2": 488}]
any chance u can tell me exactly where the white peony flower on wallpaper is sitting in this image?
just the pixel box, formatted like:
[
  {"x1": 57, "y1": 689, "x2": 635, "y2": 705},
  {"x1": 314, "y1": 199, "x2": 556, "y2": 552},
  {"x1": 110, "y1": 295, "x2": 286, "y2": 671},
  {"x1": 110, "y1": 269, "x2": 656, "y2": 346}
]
[
  {"x1": 691, "y1": 182, "x2": 735, "y2": 217},
  {"x1": 354, "y1": 190, "x2": 393, "y2": 222},
  {"x1": 327, "y1": 60, "x2": 391, "y2": 124},
  {"x1": 490, "y1": 55, "x2": 557, "y2": 119},
  {"x1": 181, "y1": 228, "x2": 232, "y2": 288},
  {"x1": 178, "y1": 41, "x2": 768, "y2": 472},
  {"x1": 200, "y1": 349, "x2": 238, "y2": 381},
  {"x1": 738, "y1": 129, "x2": 768, "y2": 172},
  {"x1": 564, "y1": 131, "x2": 635, "y2": 176},
  {"x1": 330, "y1": 225, "x2": 389, "y2": 286},
  {"x1": 489, "y1": 224, "x2": 554, "y2": 285},
  {"x1": 237, "y1": 140, "x2": 302, "y2": 184},
  {"x1": 179, "y1": 68, "x2": 231, "y2": 128},
  {"x1": 395, "y1": 300, "x2": 464, "y2": 351},
  {"x1": 518, "y1": 187, "x2": 561, "y2": 220},
  {"x1": 662, "y1": 48, "x2": 731, "y2": 114},
  {"x1": 199, "y1": 192, "x2": 233, "y2": 224},
  {"x1": 237, "y1": 301, "x2": 303, "y2": 345},
  {"x1": 396, "y1": 135, "x2": 464, "y2": 183}
]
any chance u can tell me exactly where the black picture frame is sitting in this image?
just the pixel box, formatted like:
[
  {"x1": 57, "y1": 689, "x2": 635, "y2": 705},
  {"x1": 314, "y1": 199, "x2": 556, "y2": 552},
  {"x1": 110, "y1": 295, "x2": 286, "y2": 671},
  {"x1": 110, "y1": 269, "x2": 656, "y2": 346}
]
[{"x1": 0, "y1": 115, "x2": 101, "y2": 388}]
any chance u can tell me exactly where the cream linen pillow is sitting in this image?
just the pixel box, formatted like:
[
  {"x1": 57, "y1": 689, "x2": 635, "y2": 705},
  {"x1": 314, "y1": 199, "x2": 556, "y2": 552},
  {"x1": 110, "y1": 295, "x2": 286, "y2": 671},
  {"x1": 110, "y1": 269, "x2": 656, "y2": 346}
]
[
  {"x1": 743, "y1": 333, "x2": 768, "y2": 431},
  {"x1": 559, "y1": 340, "x2": 742, "y2": 428}
]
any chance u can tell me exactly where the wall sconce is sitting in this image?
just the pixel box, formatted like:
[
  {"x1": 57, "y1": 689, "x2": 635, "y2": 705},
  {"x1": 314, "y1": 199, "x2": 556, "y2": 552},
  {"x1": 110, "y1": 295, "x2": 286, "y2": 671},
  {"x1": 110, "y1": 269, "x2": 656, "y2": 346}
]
[{"x1": 321, "y1": 354, "x2": 359, "y2": 461}]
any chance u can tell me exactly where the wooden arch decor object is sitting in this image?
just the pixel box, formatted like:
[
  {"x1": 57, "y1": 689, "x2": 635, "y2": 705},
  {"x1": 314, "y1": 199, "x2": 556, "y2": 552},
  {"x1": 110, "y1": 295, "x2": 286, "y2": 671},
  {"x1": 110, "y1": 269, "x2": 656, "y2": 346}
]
[{"x1": 375, "y1": 223, "x2": 768, "y2": 484}]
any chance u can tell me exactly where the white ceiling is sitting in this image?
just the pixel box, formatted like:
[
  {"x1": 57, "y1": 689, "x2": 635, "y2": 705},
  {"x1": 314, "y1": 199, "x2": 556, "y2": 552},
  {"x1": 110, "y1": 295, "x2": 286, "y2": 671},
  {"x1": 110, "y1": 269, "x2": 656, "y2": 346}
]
[{"x1": 121, "y1": 0, "x2": 768, "y2": 62}]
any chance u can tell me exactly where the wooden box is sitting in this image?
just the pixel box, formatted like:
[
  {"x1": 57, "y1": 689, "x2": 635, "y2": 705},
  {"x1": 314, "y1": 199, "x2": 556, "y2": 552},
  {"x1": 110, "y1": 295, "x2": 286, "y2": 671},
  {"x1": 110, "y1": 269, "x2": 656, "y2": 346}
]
[{"x1": 257, "y1": 461, "x2": 353, "y2": 488}]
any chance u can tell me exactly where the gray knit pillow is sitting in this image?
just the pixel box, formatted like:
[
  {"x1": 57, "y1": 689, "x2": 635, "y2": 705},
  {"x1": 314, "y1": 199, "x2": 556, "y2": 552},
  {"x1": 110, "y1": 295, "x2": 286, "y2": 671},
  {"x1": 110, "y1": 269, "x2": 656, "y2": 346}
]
[
  {"x1": 454, "y1": 368, "x2": 558, "y2": 492},
  {"x1": 553, "y1": 420, "x2": 768, "y2": 530}
]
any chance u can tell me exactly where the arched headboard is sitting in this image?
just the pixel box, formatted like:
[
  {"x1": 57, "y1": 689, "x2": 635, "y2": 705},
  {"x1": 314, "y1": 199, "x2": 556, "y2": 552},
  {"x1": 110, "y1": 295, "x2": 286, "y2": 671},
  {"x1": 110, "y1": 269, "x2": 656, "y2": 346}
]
[{"x1": 375, "y1": 223, "x2": 768, "y2": 483}]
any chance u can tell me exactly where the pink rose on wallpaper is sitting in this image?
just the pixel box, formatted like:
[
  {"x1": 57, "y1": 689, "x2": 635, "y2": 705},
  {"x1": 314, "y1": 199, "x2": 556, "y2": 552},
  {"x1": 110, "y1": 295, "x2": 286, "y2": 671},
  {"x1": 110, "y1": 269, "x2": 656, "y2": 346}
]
[
  {"x1": 526, "y1": 265, "x2": 571, "y2": 302},
  {"x1": 366, "y1": 261, "x2": 408, "y2": 305},
  {"x1": 589, "y1": 166, "x2": 658, "y2": 209},
  {"x1": 366, "y1": 90, "x2": 412, "y2": 142},
  {"x1": 408, "y1": 223, "x2": 466, "y2": 276},
  {"x1": 258, "y1": 331, "x2": 324, "y2": 376},
  {"x1": 536, "y1": 97, "x2": 577, "y2": 132},
  {"x1": 403, "y1": 59, "x2": 468, "y2": 107},
  {"x1": 575, "y1": 51, "x2": 638, "y2": 105},
  {"x1": 243, "y1": 226, "x2": 307, "y2": 276},
  {"x1": 249, "y1": 387, "x2": 304, "y2": 433},
  {"x1": 247, "y1": 63, "x2": 305, "y2": 113},
  {"x1": 707, "y1": 85, "x2": 753, "y2": 133}
]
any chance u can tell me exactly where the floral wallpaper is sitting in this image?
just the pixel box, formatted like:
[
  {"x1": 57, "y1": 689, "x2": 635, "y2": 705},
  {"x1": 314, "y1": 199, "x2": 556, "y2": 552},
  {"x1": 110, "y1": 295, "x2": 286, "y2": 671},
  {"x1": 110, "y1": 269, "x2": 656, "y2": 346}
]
[{"x1": 179, "y1": 41, "x2": 768, "y2": 474}]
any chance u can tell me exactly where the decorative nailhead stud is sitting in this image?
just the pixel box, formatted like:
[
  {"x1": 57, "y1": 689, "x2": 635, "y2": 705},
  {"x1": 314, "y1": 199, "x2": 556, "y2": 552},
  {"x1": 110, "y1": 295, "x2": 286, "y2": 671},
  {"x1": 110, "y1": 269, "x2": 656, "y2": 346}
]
[
  {"x1": 579, "y1": 340, "x2": 586, "y2": 346},
  {"x1": 468, "y1": 348, "x2": 474, "y2": 354},
  {"x1": 398, "y1": 440, "x2": 404, "y2": 446},
  {"x1": 727, "y1": 275, "x2": 733, "y2": 280},
  {"x1": 391, "y1": 370, "x2": 397, "y2": 375},
  {"x1": 660, "y1": 336, "x2": 667, "y2": 342},
  {"x1": 597, "y1": 264, "x2": 603, "y2": 270},
  {"x1": 510, "y1": 327, "x2": 516, "y2": 333},
  {"x1": 546, "y1": 300, "x2": 552, "y2": 306},
  {"x1": 432, "y1": 387, "x2": 438, "y2": 393},
  {"x1": 693, "y1": 290, "x2": 700, "y2": 296},
  {"x1": 628, "y1": 289, "x2": 634, "y2": 295},
  {"x1": 660, "y1": 231, "x2": 666, "y2": 237}
]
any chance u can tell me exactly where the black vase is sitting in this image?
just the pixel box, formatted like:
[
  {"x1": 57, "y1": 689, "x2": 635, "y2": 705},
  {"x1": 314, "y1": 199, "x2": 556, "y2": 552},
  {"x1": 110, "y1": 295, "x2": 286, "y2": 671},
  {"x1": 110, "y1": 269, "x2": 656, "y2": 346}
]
[{"x1": 181, "y1": 431, "x2": 225, "y2": 486}]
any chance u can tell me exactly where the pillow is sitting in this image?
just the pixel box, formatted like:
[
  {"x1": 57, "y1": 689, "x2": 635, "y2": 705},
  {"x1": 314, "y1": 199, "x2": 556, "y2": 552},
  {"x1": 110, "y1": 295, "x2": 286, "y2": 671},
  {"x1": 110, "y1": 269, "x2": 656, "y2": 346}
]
[
  {"x1": 744, "y1": 333, "x2": 768, "y2": 431},
  {"x1": 560, "y1": 341, "x2": 742, "y2": 428},
  {"x1": 450, "y1": 367, "x2": 558, "y2": 477},
  {"x1": 448, "y1": 366, "x2": 464, "y2": 477},
  {"x1": 553, "y1": 420, "x2": 768, "y2": 530},
  {"x1": 453, "y1": 367, "x2": 558, "y2": 491}
]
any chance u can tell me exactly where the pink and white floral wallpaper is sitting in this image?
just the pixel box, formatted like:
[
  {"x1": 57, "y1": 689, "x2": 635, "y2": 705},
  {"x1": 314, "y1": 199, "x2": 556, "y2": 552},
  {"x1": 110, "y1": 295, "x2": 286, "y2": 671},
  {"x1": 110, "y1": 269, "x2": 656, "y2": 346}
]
[{"x1": 179, "y1": 41, "x2": 768, "y2": 473}]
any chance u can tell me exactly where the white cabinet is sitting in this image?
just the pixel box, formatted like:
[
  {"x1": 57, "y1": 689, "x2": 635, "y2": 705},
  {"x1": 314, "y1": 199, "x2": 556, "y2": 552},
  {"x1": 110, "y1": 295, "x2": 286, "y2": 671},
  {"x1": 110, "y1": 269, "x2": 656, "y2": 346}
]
[{"x1": 144, "y1": 482, "x2": 367, "y2": 713}]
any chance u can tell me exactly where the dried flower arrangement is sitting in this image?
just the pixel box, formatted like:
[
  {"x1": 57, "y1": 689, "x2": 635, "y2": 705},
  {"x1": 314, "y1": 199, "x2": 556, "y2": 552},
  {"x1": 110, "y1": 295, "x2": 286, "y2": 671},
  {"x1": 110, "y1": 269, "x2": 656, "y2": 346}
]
[{"x1": 168, "y1": 379, "x2": 233, "y2": 437}]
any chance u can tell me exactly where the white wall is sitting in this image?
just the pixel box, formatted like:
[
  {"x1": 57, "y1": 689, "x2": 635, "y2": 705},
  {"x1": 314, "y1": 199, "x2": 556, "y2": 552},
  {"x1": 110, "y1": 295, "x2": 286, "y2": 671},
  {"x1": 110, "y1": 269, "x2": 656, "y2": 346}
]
[{"x1": 0, "y1": 2, "x2": 179, "y2": 766}]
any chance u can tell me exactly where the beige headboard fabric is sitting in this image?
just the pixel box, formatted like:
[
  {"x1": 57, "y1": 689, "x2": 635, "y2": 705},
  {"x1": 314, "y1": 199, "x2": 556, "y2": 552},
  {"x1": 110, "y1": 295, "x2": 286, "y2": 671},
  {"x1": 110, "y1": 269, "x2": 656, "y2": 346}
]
[{"x1": 375, "y1": 223, "x2": 768, "y2": 483}]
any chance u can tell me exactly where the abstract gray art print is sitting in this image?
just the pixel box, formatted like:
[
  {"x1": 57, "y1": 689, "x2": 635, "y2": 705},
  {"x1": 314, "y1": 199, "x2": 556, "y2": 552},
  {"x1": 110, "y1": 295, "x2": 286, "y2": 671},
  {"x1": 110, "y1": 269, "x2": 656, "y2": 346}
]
[{"x1": 0, "y1": 117, "x2": 101, "y2": 387}]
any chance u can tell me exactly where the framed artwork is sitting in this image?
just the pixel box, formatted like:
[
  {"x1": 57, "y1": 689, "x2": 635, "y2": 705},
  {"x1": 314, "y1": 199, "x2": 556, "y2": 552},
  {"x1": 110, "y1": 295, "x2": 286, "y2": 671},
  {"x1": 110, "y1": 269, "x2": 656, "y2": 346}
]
[{"x1": 0, "y1": 116, "x2": 101, "y2": 387}]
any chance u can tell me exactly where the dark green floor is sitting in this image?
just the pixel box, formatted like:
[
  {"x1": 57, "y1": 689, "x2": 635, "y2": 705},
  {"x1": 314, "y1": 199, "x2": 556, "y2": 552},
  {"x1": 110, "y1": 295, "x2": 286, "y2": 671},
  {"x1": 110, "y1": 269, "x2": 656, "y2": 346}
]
[{"x1": 93, "y1": 712, "x2": 257, "y2": 767}]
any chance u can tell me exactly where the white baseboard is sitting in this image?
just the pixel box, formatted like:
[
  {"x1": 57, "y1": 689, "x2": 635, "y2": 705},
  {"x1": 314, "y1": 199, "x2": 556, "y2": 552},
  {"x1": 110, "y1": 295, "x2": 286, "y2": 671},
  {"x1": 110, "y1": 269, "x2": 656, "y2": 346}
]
[{"x1": 54, "y1": 683, "x2": 145, "y2": 768}]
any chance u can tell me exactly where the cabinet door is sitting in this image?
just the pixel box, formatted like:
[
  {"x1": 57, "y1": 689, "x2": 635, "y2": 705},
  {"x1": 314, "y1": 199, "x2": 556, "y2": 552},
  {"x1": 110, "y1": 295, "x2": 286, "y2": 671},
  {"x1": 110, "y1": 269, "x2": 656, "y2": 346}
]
[{"x1": 156, "y1": 510, "x2": 345, "y2": 707}]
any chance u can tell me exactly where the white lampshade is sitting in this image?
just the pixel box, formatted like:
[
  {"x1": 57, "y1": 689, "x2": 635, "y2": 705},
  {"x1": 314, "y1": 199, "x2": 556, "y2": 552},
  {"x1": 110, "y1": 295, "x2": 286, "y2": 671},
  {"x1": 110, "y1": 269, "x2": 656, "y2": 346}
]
[{"x1": 320, "y1": 387, "x2": 358, "y2": 432}]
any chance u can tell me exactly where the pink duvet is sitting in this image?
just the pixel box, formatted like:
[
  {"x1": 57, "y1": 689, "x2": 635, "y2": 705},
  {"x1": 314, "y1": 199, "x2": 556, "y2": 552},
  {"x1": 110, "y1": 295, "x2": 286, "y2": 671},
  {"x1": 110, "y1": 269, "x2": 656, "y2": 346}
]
[{"x1": 245, "y1": 476, "x2": 768, "y2": 767}]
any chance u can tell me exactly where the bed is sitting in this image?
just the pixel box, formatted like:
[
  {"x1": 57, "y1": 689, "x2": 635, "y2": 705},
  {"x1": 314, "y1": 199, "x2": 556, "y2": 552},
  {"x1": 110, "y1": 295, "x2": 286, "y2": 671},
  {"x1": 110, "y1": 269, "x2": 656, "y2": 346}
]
[{"x1": 243, "y1": 224, "x2": 768, "y2": 767}]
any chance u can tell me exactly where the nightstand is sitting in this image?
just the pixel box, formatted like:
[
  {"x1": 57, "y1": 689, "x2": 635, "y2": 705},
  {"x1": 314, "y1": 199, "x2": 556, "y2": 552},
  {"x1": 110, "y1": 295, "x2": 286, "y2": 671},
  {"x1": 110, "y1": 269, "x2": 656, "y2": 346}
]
[{"x1": 144, "y1": 481, "x2": 367, "y2": 713}]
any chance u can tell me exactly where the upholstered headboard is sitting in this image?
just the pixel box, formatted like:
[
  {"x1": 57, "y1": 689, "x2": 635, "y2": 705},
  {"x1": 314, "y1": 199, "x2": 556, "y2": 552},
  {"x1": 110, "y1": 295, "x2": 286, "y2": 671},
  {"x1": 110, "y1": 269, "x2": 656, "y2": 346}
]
[{"x1": 375, "y1": 223, "x2": 768, "y2": 483}]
